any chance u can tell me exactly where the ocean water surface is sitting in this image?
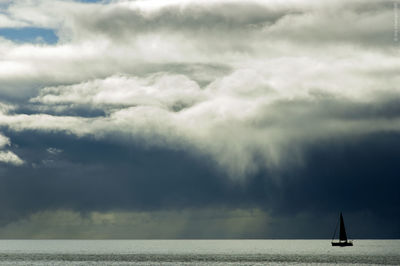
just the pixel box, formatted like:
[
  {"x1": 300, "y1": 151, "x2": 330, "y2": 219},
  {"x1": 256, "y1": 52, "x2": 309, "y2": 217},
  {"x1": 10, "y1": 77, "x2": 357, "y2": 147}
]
[{"x1": 0, "y1": 240, "x2": 399, "y2": 265}]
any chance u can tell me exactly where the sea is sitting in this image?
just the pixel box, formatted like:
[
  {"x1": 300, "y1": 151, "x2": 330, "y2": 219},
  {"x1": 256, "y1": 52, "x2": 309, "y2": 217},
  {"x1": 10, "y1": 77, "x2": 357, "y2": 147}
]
[{"x1": 0, "y1": 240, "x2": 399, "y2": 265}]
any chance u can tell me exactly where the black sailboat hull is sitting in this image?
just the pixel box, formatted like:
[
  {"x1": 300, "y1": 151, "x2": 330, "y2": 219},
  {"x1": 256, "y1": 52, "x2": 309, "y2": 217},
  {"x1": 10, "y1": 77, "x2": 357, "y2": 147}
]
[{"x1": 331, "y1": 241, "x2": 353, "y2": 247}]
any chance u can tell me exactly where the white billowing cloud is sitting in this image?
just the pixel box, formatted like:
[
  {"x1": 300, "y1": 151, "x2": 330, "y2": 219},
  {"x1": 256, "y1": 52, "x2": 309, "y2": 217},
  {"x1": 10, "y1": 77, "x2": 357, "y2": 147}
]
[
  {"x1": 0, "y1": 14, "x2": 29, "y2": 27},
  {"x1": 46, "y1": 147, "x2": 62, "y2": 155},
  {"x1": 0, "y1": 133, "x2": 10, "y2": 148},
  {"x1": 0, "y1": 133, "x2": 24, "y2": 166},
  {"x1": 0, "y1": 150, "x2": 24, "y2": 166},
  {"x1": 0, "y1": 0, "x2": 396, "y2": 99},
  {"x1": 31, "y1": 73, "x2": 205, "y2": 111},
  {"x1": 0, "y1": 0, "x2": 399, "y2": 177},
  {"x1": 3, "y1": 65, "x2": 400, "y2": 177}
]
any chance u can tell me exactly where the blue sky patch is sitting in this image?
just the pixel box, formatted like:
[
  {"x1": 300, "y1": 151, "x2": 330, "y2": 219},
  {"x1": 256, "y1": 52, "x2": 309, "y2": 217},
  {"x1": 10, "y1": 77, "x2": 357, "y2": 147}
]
[{"x1": 0, "y1": 27, "x2": 58, "y2": 44}]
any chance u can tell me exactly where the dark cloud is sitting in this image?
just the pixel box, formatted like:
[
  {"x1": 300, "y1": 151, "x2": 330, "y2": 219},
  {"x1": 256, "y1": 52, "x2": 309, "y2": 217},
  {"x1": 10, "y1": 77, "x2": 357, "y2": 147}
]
[
  {"x1": 277, "y1": 132, "x2": 400, "y2": 212},
  {"x1": 0, "y1": 128, "x2": 399, "y2": 238},
  {"x1": 12, "y1": 102, "x2": 107, "y2": 118},
  {"x1": 69, "y1": 0, "x2": 394, "y2": 49},
  {"x1": 0, "y1": 130, "x2": 236, "y2": 218},
  {"x1": 77, "y1": 3, "x2": 293, "y2": 37}
]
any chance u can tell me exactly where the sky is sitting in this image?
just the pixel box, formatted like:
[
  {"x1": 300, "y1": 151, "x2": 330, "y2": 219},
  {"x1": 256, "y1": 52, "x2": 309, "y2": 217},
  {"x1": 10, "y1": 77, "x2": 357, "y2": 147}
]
[{"x1": 0, "y1": 0, "x2": 399, "y2": 239}]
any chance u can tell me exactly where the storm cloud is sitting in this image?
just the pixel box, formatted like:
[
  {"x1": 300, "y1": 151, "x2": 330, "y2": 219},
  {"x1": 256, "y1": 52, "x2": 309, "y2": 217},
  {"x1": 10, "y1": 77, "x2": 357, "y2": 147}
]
[{"x1": 0, "y1": 0, "x2": 399, "y2": 238}]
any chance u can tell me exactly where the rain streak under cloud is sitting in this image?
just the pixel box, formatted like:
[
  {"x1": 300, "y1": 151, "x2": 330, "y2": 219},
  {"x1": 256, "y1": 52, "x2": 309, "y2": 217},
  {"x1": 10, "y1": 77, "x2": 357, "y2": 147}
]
[{"x1": 0, "y1": 0, "x2": 399, "y2": 238}]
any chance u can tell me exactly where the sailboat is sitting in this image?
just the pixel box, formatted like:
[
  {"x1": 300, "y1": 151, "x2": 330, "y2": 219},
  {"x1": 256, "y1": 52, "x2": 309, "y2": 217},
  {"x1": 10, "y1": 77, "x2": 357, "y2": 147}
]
[{"x1": 331, "y1": 212, "x2": 353, "y2": 246}]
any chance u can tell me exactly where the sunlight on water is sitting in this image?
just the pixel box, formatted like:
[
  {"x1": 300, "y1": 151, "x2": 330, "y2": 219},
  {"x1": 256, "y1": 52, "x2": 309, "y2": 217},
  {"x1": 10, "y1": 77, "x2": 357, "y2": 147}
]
[{"x1": 0, "y1": 240, "x2": 399, "y2": 265}]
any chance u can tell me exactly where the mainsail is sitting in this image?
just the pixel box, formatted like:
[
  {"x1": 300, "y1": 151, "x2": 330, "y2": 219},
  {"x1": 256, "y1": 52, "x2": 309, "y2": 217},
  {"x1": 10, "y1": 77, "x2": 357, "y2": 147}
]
[{"x1": 339, "y1": 212, "x2": 348, "y2": 241}]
